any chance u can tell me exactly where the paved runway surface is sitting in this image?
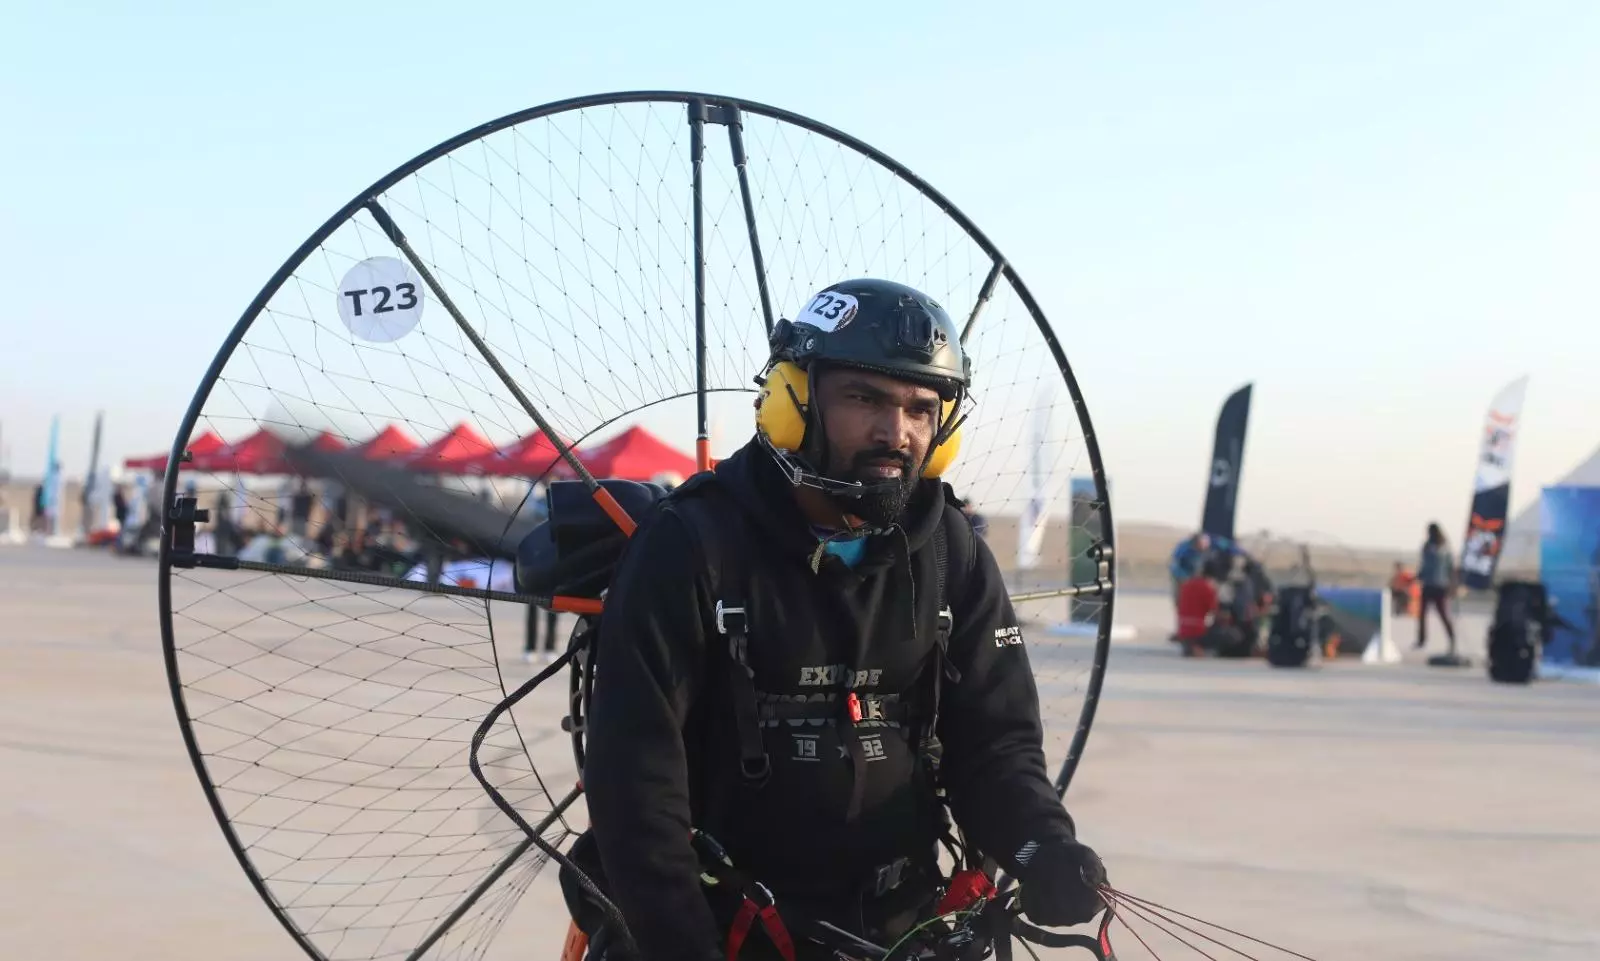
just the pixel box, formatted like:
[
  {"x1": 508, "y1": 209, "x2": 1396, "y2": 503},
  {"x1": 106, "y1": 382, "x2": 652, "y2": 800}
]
[{"x1": 2, "y1": 544, "x2": 1597, "y2": 961}]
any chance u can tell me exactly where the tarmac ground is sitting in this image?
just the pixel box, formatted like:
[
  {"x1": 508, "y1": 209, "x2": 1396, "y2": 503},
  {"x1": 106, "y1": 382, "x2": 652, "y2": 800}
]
[{"x1": 1, "y1": 544, "x2": 1596, "y2": 961}]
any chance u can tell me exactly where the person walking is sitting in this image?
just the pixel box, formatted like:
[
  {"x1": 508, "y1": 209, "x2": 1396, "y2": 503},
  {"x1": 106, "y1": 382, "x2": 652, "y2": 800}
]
[
  {"x1": 1415, "y1": 522, "x2": 1458, "y2": 650},
  {"x1": 524, "y1": 604, "x2": 560, "y2": 664}
]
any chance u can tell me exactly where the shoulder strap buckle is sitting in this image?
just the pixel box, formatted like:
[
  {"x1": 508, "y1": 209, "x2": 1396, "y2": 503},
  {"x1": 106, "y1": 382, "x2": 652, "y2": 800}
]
[
  {"x1": 716, "y1": 600, "x2": 747, "y2": 636},
  {"x1": 870, "y1": 856, "x2": 910, "y2": 897}
]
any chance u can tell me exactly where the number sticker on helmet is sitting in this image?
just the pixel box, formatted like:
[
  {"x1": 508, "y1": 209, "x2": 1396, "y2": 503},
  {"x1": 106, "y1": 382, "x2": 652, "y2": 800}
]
[{"x1": 795, "y1": 291, "x2": 860, "y2": 332}]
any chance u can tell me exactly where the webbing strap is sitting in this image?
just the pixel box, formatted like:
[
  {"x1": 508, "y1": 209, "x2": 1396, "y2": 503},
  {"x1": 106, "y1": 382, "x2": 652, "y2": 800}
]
[
  {"x1": 725, "y1": 898, "x2": 796, "y2": 961},
  {"x1": 687, "y1": 481, "x2": 771, "y2": 786},
  {"x1": 756, "y1": 693, "x2": 910, "y2": 723},
  {"x1": 718, "y1": 601, "x2": 771, "y2": 784},
  {"x1": 698, "y1": 483, "x2": 965, "y2": 797},
  {"x1": 920, "y1": 523, "x2": 957, "y2": 781},
  {"x1": 695, "y1": 830, "x2": 798, "y2": 961}
]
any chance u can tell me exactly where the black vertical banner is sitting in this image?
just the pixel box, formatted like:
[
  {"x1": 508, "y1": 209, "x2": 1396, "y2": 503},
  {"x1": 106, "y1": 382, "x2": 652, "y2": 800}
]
[
  {"x1": 1460, "y1": 485, "x2": 1510, "y2": 590},
  {"x1": 1201, "y1": 383, "x2": 1252, "y2": 542}
]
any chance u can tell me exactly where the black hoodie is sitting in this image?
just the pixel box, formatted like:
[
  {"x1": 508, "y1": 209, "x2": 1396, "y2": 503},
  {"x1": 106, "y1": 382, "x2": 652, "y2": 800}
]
[{"x1": 582, "y1": 438, "x2": 1076, "y2": 960}]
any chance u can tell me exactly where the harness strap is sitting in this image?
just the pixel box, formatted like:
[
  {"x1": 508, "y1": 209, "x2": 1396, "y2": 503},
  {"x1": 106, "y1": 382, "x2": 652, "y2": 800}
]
[
  {"x1": 717, "y1": 601, "x2": 771, "y2": 784},
  {"x1": 678, "y1": 479, "x2": 773, "y2": 787},
  {"x1": 725, "y1": 895, "x2": 796, "y2": 961},
  {"x1": 693, "y1": 830, "x2": 798, "y2": 961},
  {"x1": 920, "y1": 523, "x2": 956, "y2": 778},
  {"x1": 697, "y1": 481, "x2": 964, "y2": 802},
  {"x1": 756, "y1": 693, "x2": 911, "y2": 723}
]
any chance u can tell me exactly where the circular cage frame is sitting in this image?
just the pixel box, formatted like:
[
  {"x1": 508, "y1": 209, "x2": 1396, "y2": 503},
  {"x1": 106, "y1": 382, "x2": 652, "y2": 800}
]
[{"x1": 155, "y1": 89, "x2": 1118, "y2": 961}]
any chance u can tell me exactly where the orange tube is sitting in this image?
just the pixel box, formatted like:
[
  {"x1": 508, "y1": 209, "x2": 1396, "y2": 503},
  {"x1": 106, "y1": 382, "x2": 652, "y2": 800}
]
[
  {"x1": 550, "y1": 595, "x2": 605, "y2": 615},
  {"x1": 559, "y1": 921, "x2": 588, "y2": 961},
  {"x1": 591, "y1": 485, "x2": 638, "y2": 537}
]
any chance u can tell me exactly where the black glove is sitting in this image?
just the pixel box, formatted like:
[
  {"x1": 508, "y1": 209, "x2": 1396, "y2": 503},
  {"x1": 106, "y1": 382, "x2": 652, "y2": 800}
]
[{"x1": 1018, "y1": 838, "x2": 1108, "y2": 927}]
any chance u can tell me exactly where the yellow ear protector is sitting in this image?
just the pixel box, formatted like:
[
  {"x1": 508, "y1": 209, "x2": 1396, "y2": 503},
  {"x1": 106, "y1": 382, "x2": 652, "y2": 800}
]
[{"x1": 754, "y1": 360, "x2": 964, "y2": 478}]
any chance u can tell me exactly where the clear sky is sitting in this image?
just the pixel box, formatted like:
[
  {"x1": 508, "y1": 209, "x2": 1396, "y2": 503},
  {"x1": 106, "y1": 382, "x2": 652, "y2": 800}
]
[{"x1": 3, "y1": 1, "x2": 1597, "y2": 550}]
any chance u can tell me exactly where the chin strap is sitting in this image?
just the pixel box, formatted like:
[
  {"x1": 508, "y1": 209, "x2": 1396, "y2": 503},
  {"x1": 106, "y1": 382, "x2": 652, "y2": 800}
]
[
  {"x1": 760, "y1": 368, "x2": 968, "y2": 499},
  {"x1": 759, "y1": 434, "x2": 904, "y2": 500}
]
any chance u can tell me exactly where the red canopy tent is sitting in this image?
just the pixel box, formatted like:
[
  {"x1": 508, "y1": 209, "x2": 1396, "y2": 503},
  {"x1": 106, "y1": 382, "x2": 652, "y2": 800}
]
[
  {"x1": 404, "y1": 422, "x2": 497, "y2": 473},
  {"x1": 578, "y1": 426, "x2": 697, "y2": 482},
  {"x1": 191, "y1": 428, "x2": 346, "y2": 475},
  {"x1": 464, "y1": 429, "x2": 575, "y2": 479},
  {"x1": 122, "y1": 430, "x2": 226, "y2": 473},
  {"x1": 353, "y1": 424, "x2": 420, "y2": 461}
]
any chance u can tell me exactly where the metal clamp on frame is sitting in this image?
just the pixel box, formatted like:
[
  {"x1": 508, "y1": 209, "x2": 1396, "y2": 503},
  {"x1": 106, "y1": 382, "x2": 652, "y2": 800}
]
[{"x1": 166, "y1": 494, "x2": 210, "y2": 570}]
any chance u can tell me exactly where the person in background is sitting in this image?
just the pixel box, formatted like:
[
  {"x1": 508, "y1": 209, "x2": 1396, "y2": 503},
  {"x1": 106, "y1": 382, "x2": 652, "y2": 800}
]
[
  {"x1": 290, "y1": 479, "x2": 314, "y2": 539},
  {"x1": 111, "y1": 484, "x2": 129, "y2": 532},
  {"x1": 959, "y1": 497, "x2": 989, "y2": 539},
  {"x1": 1175, "y1": 555, "x2": 1220, "y2": 657},
  {"x1": 1168, "y1": 533, "x2": 1213, "y2": 642},
  {"x1": 1169, "y1": 532, "x2": 1212, "y2": 604},
  {"x1": 1243, "y1": 554, "x2": 1274, "y2": 619},
  {"x1": 522, "y1": 482, "x2": 561, "y2": 664},
  {"x1": 524, "y1": 604, "x2": 561, "y2": 665},
  {"x1": 1215, "y1": 553, "x2": 1263, "y2": 654},
  {"x1": 214, "y1": 488, "x2": 238, "y2": 557},
  {"x1": 1388, "y1": 562, "x2": 1416, "y2": 618},
  {"x1": 314, "y1": 512, "x2": 337, "y2": 558},
  {"x1": 1416, "y1": 522, "x2": 1458, "y2": 650}
]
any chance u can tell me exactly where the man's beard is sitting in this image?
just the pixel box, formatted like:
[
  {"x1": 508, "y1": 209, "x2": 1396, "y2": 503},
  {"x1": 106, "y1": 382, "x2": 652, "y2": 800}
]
[{"x1": 824, "y1": 447, "x2": 919, "y2": 527}]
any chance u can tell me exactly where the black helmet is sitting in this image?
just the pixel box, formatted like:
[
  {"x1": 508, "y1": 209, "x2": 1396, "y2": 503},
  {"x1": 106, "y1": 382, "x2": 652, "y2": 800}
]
[
  {"x1": 754, "y1": 279, "x2": 972, "y2": 520},
  {"x1": 765, "y1": 278, "x2": 971, "y2": 399}
]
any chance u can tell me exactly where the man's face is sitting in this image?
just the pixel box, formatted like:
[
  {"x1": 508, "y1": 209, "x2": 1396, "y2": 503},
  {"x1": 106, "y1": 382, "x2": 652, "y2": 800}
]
[{"x1": 811, "y1": 366, "x2": 943, "y2": 525}]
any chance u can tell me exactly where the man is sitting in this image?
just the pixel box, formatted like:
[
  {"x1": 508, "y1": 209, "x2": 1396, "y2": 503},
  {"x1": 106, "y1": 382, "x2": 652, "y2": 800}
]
[
  {"x1": 1388, "y1": 562, "x2": 1415, "y2": 618},
  {"x1": 958, "y1": 496, "x2": 989, "y2": 539},
  {"x1": 1174, "y1": 562, "x2": 1220, "y2": 657},
  {"x1": 1415, "y1": 522, "x2": 1458, "y2": 650},
  {"x1": 1210, "y1": 552, "x2": 1261, "y2": 658},
  {"x1": 1168, "y1": 532, "x2": 1212, "y2": 604},
  {"x1": 111, "y1": 484, "x2": 129, "y2": 533},
  {"x1": 289, "y1": 478, "x2": 315, "y2": 540},
  {"x1": 1167, "y1": 532, "x2": 1212, "y2": 641},
  {"x1": 582, "y1": 279, "x2": 1106, "y2": 961}
]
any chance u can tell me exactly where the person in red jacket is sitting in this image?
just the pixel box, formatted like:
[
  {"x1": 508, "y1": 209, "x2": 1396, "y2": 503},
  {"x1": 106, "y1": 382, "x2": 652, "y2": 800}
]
[{"x1": 1175, "y1": 568, "x2": 1220, "y2": 657}]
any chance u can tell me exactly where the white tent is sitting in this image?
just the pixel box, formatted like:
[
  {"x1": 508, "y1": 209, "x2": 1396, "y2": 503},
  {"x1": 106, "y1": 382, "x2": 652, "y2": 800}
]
[{"x1": 1498, "y1": 443, "x2": 1600, "y2": 575}]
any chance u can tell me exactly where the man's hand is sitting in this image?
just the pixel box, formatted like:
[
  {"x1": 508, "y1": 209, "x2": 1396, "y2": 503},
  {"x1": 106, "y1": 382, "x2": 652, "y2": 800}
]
[{"x1": 1018, "y1": 839, "x2": 1108, "y2": 927}]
